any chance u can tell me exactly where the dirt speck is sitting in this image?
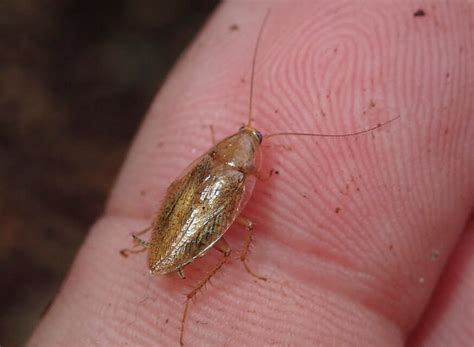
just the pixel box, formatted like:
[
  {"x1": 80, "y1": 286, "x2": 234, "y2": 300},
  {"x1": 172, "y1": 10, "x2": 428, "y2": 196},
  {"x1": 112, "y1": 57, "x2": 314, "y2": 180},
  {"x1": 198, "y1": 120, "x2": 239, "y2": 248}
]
[
  {"x1": 335, "y1": 207, "x2": 341, "y2": 214},
  {"x1": 414, "y1": 9, "x2": 426, "y2": 17},
  {"x1": 140, "y1": 190, "x2": 146, "y2": 196},
  {"x1": 229, "y1": 23, "x2": 239, "y2": 31},
  {"x1": 165, "y1": 318, "x2": 169, "y2": 324},
  {"x1": 369, "y1": 100, "x2": 376, "y2": 108},
  {"x1": 431, "y1": 249, "x2": 440, "y2": 261}
]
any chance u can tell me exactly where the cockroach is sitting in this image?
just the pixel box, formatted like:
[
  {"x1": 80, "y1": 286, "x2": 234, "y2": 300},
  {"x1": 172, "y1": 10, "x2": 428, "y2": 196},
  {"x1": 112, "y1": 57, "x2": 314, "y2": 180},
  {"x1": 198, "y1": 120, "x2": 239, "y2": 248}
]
[{"x1": 120, "y1": 10, "x2": 400, "y2": 345}]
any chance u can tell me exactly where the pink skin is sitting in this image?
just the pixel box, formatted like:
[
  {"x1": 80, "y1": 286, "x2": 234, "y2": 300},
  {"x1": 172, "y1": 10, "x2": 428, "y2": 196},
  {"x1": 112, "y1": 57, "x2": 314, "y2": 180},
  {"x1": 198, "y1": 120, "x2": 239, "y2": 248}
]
[{"x1": 28, "y1": 2, "x2": 473, "y2": 346}]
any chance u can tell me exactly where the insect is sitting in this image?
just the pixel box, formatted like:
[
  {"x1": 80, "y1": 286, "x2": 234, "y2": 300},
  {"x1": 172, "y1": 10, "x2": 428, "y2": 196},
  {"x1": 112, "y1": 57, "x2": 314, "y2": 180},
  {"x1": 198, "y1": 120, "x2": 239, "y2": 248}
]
[{"x1": 120, "y1": 10, "x2": 399, "y2": 346}]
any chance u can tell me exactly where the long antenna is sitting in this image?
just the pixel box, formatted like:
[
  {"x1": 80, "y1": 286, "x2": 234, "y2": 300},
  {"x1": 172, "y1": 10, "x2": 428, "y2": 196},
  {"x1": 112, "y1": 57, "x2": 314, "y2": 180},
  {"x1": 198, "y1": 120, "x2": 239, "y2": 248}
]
[
  {"x1": 264, "y1": 115, "x2": 400, "y2": 139},
  {"x1": 248, "y1": 10, "x2": 271, "y2": 127}
]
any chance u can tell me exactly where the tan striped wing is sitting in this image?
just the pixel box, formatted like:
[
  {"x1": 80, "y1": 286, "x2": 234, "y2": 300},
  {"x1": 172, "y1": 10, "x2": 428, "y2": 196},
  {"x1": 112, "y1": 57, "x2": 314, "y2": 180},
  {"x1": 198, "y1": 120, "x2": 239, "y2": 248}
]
[{"x1": 148, "y1": 154, "x2": 247, "y2": 274}]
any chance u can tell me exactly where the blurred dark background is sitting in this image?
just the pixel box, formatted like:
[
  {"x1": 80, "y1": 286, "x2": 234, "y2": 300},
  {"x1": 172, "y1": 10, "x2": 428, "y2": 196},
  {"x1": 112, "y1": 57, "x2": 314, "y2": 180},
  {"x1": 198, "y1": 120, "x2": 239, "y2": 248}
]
[{"x1": 0, "y1": 1, "x2": 218, "y2": 345}]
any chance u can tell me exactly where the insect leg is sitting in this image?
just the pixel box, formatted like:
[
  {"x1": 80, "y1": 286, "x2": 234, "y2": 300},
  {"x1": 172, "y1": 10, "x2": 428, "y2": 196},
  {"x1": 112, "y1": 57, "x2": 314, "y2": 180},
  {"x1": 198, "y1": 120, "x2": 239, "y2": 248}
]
[
  {"x1": 134, "y1": 226, "x2": 152, "y2": 236},
  {"x1": 237, "y1": 216, "x2": 267, "y2": 281},
  {"x1": 180, "y1": 238, "x2": 231, "y2": 346},
  {"x1": 119, "y1": 247, "x2": 147, "y2": 257},
  {"x1": 252, "y1": 169, "x2": 274, "y2": 181},
  {"x1": 119, "y1": 226, "x2": 152, "y2": 257},
  {"x1": 132, "y1": 233, "x2": 150, "y2": 248},
  {"x1": 213, "y1": 237, "x2": 232, "y2": 256},
  {"x1": 177, "y1": 267, "x2": 186, "y2": 279},
  {"x1": 209, "y1": 125, "x2": 217, "y2": 145}
]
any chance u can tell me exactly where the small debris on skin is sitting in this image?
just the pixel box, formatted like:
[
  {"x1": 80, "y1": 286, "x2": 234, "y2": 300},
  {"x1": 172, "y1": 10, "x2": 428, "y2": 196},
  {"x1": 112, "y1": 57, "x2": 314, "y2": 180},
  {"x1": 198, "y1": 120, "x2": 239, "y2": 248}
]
[{"x1": 414, "y1": 9, "x2": 426, "y2": 17}]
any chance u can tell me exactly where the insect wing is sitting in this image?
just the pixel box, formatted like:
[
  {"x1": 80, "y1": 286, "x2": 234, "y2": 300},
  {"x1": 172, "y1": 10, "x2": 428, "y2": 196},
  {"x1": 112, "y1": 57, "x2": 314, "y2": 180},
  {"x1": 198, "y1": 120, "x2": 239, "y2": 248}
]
[{"x1": 148, "y1": 153, "x2": 248, "y2": 273}]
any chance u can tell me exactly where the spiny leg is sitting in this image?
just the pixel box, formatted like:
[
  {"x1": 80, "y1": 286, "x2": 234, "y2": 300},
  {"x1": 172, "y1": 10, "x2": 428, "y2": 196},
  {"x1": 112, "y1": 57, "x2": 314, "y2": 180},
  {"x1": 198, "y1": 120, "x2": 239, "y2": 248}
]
[
  {"x1": 119, "y1": 226, "x2": 151, "y2": 257},
  {"x1": 120, "y1": 247, "x2": 146, "y2": 257},
  {"x1": 177, "y1": 267, "x2": 186, "y2": 279},
  {"x1": 237, "y1": 216, "x2": 267, "y2": 281},
  {"x1": 180, "y1": 238, "x2": 231, "y2": 346},
  {"x1": 134, "y1": 226, "x2": 153, "y2": 237}
]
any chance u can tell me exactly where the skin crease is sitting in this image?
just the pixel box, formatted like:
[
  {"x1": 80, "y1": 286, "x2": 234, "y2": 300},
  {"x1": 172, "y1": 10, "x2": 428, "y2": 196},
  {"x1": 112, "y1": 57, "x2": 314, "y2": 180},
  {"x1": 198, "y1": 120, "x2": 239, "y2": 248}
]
[{"x1": 28, "y1": 2, "x2": 473, "y2": 347}]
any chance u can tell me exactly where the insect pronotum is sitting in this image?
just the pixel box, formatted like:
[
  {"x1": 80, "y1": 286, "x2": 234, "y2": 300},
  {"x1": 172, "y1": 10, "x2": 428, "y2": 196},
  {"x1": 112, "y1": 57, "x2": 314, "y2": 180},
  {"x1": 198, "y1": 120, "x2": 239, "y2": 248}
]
[{"x1": 120, "y1": 10, "x2": 400, "y2": 345}]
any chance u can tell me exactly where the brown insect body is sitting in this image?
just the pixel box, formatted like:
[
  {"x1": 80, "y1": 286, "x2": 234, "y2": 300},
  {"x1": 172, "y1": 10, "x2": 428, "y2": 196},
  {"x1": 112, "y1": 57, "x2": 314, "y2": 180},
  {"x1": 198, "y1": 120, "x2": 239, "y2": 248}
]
[{"x1": 148, "y1": 127, "x2": 262, "y2": 274}]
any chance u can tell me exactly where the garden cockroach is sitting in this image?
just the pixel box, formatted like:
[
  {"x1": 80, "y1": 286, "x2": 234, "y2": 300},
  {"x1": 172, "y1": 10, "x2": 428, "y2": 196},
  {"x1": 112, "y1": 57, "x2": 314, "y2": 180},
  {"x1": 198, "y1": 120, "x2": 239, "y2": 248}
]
[{"x1": 120, "y1": 10, "x2": 400, "y2": 345}]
